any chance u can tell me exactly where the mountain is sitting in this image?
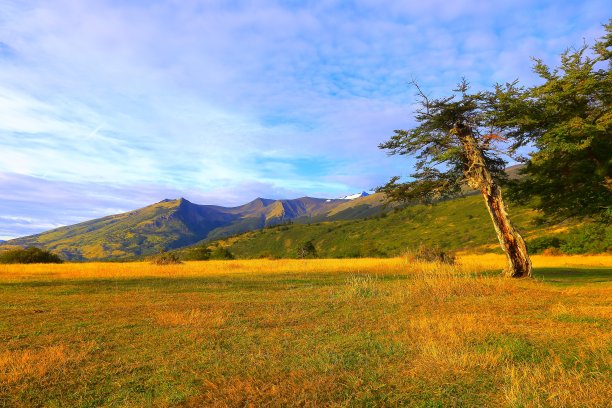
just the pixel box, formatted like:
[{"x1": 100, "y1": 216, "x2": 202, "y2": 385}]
[{"x1": 3, "y1": 195, "x2": 387, "y2": 260}]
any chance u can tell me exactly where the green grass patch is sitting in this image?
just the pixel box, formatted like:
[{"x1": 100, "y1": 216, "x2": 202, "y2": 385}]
[{"x1": 533, "y1": 267, "x2": 612, "y2": 285}]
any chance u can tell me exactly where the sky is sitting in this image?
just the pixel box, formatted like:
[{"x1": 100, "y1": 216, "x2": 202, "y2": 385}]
[{"x1": 0, "y1": 0, "x2": 609, "y2": 240}]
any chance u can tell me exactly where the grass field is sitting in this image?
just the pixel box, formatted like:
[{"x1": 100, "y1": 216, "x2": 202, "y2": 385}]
[{"x1": 1, "y1": 255, "x2": 611, "y2": 407}]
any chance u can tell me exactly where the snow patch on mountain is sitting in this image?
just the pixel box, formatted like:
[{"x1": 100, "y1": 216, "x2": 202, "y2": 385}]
[{"x1": 340, "y1": 191, "x2": 370, "y2": 200}]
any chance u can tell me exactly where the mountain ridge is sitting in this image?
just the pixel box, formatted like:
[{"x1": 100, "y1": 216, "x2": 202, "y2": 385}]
[{"x1": 2, "y1": 194, "x2": 386, "y2": 260}]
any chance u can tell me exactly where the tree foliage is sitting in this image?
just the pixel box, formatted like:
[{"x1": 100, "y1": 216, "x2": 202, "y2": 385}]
[
  {"x1": 502, "y1": 22, "x2": 612, "y2": 217},
  {"x1": 379, "y1": 22, "x2": 611, "y2": 219},
  {"x1": 377, "y1": 79, "x2": 512, "y2": 202}
]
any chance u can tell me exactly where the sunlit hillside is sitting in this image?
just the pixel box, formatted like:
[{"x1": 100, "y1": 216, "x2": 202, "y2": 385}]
[{"x1": 183, "y1": 195, "x2": 605, "y2": 260}]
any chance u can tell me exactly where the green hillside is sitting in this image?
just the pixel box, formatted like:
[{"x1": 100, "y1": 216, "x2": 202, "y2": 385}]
[{"x1": 182, "y1": 194, "x2": 599, "y2": 259}]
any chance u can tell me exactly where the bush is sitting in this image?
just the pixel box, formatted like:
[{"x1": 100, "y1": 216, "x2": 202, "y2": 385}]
[
  {"x1": 527, "y1": 236, "x2": 563, "y2": 254},
  {"x1": 560, "y1": 224, "x2": 611, "y2": 254},
  {"x1": 210, "y1": 247, "x2": 234, "y2": 260},
  {"x1": 526, "y1": 224, "x2": 612, "y2": 255},
  {"x1": 183, "y1": 246, "x2": 212, "y2": 261},
  {"x1": 405, "y1": 245, "x2": 455, "y2": 264},
  {"x1": 541, "y1": 247, "x2": 562, "y2": 256},
  {"x1": 258, "y1": 252, "x2": 279, "y2": 260},
  {"x1": 150, "y1": 251, "x2": 182, "y2": 265},
  {"x1": 296, "y1": 240, "x2": 317, "y2": 259},
  {"x1": 0, "y1": 247, "x2": 63, "y2": 264}
]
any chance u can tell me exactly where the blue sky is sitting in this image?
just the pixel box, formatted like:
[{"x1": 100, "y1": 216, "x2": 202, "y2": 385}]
[{"x1": 0, "y1": 0, "x2": 609, "y2": 239}]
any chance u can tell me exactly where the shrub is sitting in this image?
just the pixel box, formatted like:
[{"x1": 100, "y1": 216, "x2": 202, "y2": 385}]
[
  {"x1": 541, "y1": 247, "x2": 562, "y2": 256},
  {"x1": 151, "y1": 251, "x2": 182, "y2": 265},
  {"x1": 210, "y1": 247, "x2": 234, "y2": 260},
  {"x1": 183, "y1": 246, "x2": 211, "y2": 261},
  {"x1": 258, "y1": 252, "x2": 279, "y2": 260},
  {"x1": 0, "y1": 247, "x2": 63, "y2": 264},
  {"x1": 296, "y1": 240, "x2": 317, "y2": 259},
  {"x1": 527, "y1": 225, "x2": 611, "y2": 255},
  {"x1": 405, "y1": 245, "x2": 455, "y2": 264},
  {"x1": 527, "y1": 236, "x2": 563, "y2": 254},
  {"x1": 560, "y1": 224, "x2": 611, "y2": 254}
]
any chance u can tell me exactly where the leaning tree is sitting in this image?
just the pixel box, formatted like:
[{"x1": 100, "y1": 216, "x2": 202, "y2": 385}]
[{"x1": 378, "y1": 80, "x2": 532, "y2": 278}]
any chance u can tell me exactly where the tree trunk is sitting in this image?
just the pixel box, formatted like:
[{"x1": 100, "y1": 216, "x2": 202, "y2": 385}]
[{"x1": 454, "y1": 123, "x2": 532, "y2": 278}]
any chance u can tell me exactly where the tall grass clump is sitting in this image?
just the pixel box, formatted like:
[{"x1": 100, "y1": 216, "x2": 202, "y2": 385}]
[
  {"x1": 344, "y1": 274, "x2": 382, "y2": 298},
  {"x1": 403, "y1": 261, "x2": 503, "y2": 303}
]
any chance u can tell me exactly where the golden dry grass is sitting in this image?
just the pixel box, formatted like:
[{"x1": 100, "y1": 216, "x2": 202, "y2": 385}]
[
  {"x1": 0, "y1": 342, "x2": 96, "y2": 385},
  {"x1": 0, "y1": 258, "x2": 415, "y2": 281},
  {"x1": 0, "y1": 255, "x2": 610, "y2": 407},
  {"x1": 1, "y1": 254, "x2": 609, "y2": 281}
]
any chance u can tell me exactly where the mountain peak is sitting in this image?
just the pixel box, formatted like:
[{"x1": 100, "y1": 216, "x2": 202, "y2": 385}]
[
  {"x1": 157, "y1": 198, "x2": 192, "y2": 209},
  {"x1": 340, "y1": 191, "x2": 370, "y2": 200},
  {"x1": 249, "y1": 197, "x2": 275, "y2": 206}
]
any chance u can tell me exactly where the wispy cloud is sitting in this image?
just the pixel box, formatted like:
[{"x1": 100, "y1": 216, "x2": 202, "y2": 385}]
[{"x1": 0, "y1": 0, "x2": 609, "y2": 238}]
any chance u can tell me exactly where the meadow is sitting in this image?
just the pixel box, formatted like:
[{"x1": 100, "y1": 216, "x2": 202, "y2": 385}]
[{"x1": 1, "y1": 255, "x2": 611, "y2": 407}]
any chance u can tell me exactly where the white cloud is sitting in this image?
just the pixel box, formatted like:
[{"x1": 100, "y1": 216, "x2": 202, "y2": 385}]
[{"x1": 0, "y1": 0, "x2": 609, "y2": 238}]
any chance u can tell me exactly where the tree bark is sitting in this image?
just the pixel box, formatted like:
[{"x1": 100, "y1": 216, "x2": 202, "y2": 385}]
[{"x1": 454, "y1": 123, "x2": 532, "y2": 278}]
